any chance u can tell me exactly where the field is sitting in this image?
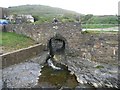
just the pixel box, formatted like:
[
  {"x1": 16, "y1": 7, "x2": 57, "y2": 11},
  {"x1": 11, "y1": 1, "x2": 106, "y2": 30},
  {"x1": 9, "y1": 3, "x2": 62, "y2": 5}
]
[
  {"x1": 82, "y1": 26, "x2": 118, "y2": 34},
  {"x1": 0, "y1": 32, "x2": 36, "y2": 53},
  {"x1": 81, "y1": 24, "x2": 117, "y2": 29}
]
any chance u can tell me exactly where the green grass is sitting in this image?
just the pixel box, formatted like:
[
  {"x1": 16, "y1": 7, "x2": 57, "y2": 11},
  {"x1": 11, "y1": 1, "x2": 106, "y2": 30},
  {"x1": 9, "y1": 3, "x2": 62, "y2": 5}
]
[
  {"x1": 81, "y1": 30, "x2": 118, "y2": 34},
  {"x1": 82, "y1": 24, "x2": 117, "y2": 29},
  {"x1": 95, "y1": 65, "x2": 104, "y2": 69},
  {"x1": 0, "y1": 32, "x2": 36, "y2": 52}
]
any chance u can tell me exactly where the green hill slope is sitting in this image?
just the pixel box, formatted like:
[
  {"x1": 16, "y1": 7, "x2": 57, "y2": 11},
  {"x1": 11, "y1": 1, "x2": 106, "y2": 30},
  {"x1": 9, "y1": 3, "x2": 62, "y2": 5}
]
[
  {"x1": 8, "y1": 5, "x2": 80, "y2": 16},
  {"x1": 7, "y1": 5, "x2": 117, "y2": 24}
]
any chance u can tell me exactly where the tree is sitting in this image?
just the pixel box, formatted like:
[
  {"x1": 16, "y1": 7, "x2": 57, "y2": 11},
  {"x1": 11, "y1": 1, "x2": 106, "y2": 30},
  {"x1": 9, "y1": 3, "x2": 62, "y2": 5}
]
[
  {"x1": 13, "y1": 14, "x2": 17, "y2": 23},
  {"x1": 116, "y1": 15, "x2": 120, "y2": 24},
  {"x1": 81, "y1": 14, "x2": 93, "y2": 24},
  {"x1": 32, "y1": 15, "x2": 39, "y2": 22}
]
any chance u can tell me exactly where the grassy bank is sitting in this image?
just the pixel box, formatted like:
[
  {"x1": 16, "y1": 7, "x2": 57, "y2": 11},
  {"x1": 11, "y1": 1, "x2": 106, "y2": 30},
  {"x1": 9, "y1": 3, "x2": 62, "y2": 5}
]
[
  {"x1": 81, "y1": 24, "x2": 117, "y2": 29},
  {"x1": 0, "y1": 32, "x2": 36, "y2": 53},
  {"x1": 81, "y1": 30, "x2": 118, "y2": 34}
]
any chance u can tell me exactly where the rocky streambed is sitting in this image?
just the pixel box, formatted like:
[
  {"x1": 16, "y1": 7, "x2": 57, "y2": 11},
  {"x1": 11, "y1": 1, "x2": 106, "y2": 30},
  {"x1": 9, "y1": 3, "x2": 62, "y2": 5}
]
[
  {"x1": 1, "y1": 51, "x2": 119, "y2": 89},
  {"x1": 64, "y1": 56, "x2": 119, "y2": 88}
]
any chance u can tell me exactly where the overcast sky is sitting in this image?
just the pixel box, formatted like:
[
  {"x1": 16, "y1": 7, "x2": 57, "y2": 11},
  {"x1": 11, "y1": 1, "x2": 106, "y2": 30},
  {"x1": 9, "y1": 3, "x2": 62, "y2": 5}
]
[{"x1": 0, "y1": 0, "x2": 119, "y2": 15}]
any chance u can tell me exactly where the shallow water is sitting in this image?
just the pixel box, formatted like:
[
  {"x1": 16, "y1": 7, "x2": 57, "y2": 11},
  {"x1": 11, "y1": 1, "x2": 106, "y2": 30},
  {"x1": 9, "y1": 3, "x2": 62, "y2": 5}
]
[{"x1": 35, "y1": 64, "x2": 79, "y2": 89}]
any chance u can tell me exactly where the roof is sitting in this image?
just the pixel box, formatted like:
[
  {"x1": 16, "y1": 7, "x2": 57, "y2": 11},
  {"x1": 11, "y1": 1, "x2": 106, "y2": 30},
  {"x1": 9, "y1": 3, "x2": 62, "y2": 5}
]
[{"x1": 0, "y1": 19, "x2": 9, "y2": 24}]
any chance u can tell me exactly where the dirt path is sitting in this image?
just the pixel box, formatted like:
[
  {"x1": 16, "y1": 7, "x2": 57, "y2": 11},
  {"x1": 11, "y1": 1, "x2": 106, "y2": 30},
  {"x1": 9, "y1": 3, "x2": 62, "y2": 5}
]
[{"x1": 82, "y1": 27, "x2": 118, "y2": 32}]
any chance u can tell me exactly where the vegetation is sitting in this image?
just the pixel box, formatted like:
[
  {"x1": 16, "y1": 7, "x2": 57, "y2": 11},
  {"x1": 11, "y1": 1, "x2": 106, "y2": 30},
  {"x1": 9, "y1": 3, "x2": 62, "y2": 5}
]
[
  {"x1": 95, "y1": 65, "x2": 104, "y2": 69},
  {"x1": 81, "y1": 24, "x2": 117, "y2": 29},
  {"x1": 0, "y1": 32, "x2": 36, "y2": 52},
  {"x1": 8, "y1": 5, "x2": 80, "y2": 24},
  {"x1": 81, "y1": 30, "x2": 118, "y2": 34},
  {"x1": 81, "y1": 15, "x2": 118, "y2": 24},
  {"x1": 8, "y1": 5, "x2": 79, "y2": 16},
  {"x1": 8, "y1": 5, "x2": 118, "y2": 26}
]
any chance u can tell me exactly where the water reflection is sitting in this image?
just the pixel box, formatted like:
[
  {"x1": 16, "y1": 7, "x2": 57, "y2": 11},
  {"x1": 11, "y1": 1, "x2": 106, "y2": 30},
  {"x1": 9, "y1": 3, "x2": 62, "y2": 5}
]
[{"x1": 36, "y1": 64, "x2": 78, "y2": 89}]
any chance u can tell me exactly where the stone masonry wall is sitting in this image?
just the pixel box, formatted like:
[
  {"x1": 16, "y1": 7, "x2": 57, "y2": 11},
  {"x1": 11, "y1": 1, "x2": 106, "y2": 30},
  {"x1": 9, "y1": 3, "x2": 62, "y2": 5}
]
[
  {"x1": 6, "y1": 23, "x2": 81, "y2": 51},
  {"x1": 4, "y1": 23, "x2": 118, "y2": 64}
]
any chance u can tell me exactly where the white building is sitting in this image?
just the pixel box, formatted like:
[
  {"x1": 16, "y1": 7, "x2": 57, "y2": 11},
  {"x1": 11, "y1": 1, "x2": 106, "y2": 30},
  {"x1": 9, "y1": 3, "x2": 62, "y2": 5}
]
[
  {"x1": 8, "y1": 14, "x2": 34, "y2": 23},
  {"x1": 23, "y1": 15, "x2": 34, "y2": 23}
]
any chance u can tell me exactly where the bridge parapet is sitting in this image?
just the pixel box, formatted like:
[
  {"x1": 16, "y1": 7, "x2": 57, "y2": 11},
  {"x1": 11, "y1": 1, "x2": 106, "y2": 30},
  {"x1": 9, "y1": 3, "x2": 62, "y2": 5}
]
[{"x1": 5, "y1": 22, "x2": 82, "y2": 52}]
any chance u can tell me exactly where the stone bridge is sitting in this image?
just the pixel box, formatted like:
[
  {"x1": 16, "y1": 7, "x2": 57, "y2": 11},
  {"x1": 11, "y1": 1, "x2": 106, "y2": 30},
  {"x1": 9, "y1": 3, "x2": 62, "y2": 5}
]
[
  {"x1": 5, "y1": 22, "x2": 118, "y2": 63},
  {"x1": 5, "y1": 22, "x2": 81, "y2": 52},
  {"x1": 1, "y1": 23, "x2": 119, "y2": 88}
]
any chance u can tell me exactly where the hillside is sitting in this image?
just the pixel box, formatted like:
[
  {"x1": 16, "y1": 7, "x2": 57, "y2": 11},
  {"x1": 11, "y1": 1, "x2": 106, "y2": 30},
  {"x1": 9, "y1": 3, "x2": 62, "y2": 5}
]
[
  {"x1": 7, "y1": 5, "x2": 118, "y2": 24},
  {"x1": 8, "y1": 5, "x2": 80, "y2": 16}
]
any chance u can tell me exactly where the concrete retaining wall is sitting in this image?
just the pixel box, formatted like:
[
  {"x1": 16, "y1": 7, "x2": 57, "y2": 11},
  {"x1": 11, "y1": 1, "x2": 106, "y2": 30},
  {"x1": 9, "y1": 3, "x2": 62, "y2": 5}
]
[{"x1": 0, "y1": 44, "x2": 45, "y2": 69}]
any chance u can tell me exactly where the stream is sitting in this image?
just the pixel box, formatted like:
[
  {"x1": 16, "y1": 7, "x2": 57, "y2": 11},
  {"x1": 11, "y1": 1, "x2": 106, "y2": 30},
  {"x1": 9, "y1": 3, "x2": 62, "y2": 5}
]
[
  {"x1": 35, "y1": 64, "x2": 78, "y2": 89},
  {"x1": 1, "y1": 53, "x2": 118, "y2": 89}
]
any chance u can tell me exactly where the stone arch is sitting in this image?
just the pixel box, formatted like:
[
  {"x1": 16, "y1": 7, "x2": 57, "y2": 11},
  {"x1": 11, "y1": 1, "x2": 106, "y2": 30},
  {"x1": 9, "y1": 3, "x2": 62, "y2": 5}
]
[{"x1": 47, "y1": 33, "x2": 68, "y2": 57}]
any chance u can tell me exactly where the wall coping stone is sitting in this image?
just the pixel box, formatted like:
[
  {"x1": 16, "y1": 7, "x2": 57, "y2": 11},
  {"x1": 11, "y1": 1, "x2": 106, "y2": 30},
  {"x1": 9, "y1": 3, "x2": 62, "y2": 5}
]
[{"x1": 0, "y1": 43, "x2": 45, "y2": 69}]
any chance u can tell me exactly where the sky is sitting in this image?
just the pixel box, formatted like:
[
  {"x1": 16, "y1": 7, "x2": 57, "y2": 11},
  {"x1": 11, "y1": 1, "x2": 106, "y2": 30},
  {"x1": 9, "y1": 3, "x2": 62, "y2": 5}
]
[{"x1": 0, "y1": 0, "x2": 119, "y2": 15}]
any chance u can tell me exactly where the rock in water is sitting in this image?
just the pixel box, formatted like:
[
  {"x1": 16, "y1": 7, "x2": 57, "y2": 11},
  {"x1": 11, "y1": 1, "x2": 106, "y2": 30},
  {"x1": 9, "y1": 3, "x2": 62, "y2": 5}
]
[{"x1": 47, "y1": 59, "x2": 61, "y2": 70}]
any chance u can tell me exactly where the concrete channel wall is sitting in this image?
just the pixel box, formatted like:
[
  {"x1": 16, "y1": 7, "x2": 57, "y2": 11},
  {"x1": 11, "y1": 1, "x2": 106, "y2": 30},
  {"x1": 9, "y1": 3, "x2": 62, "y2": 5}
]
[{"x1": 0, "y1": 44, "x2": 45, "y2": 69}]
